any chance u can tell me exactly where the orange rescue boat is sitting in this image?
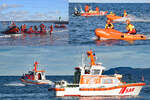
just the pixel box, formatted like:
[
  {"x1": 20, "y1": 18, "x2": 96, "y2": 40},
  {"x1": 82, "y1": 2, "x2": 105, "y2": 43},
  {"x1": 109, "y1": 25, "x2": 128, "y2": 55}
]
[
  {"x1": 81, "y1": 11, "x2": 108, "y2": 16},
  {"x1": 106, "y1": 14, "x2": 123, "y2": 21},
  {"x1": 95, "y1": 28, "x2": 146, "y2": 41}
]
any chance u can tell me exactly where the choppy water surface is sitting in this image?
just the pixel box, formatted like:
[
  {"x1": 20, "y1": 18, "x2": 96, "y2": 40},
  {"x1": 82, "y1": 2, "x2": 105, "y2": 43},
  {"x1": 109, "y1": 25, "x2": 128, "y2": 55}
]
[
  {"x1": 69, "y1": 3, "x2": 150, "y2": 46},
  {"x1": 0, "y1": 21, "x2": 68, "y2": 46}
]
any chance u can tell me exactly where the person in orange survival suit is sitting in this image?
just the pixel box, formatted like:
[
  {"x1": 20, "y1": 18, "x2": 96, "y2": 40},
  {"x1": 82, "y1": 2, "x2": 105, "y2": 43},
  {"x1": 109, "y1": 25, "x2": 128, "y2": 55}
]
[
  {"x1": 126, "y1": 19, "x2": 136, "y2": 35},
  {"x1": 105, "y1": 20, "x2": 114, "y2": 29},
  {"x1": 50, "y1": 24, "x2": 53, "y2": 34},
  {"x1": 95, "y1": 6, "x2": 99, "y2": 13},
  {"x1": 85, "y1": 5, "x2": 89, "y2": 13},
  {"x1": 123, "y1": 10, "x2": 128, "y2": 17}
]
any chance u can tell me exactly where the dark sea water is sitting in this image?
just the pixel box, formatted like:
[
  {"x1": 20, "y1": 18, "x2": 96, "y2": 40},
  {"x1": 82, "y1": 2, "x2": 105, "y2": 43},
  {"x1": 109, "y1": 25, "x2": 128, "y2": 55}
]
[
  {"x1": 0, "y1": 21, "x2": 68, "y2": 46},
  {"x1": 69, "y1": 3, "x2": 150, "y2": 46},
  {"x1": 0, "y1": 76, "x2": 149, "y2": 100}
]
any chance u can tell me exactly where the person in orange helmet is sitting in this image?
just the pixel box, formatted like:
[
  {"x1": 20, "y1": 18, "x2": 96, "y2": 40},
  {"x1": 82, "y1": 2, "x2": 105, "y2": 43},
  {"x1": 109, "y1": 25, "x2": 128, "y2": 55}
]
[
  {"x1": 95, "y1": 6, "x2": 99, "y2": 13},
  {"x1": 105, "y1": 19, "x2": 114, "y2": 29},
  {"x1": 85, "y1": 5, "x2": 89, "y2": 13},
  {"x1": 126, "y1": 19, "x2": 136, "y2": 35},
  {"x1": 123, "y1": 10, "x2": 128, "y2": 17}
]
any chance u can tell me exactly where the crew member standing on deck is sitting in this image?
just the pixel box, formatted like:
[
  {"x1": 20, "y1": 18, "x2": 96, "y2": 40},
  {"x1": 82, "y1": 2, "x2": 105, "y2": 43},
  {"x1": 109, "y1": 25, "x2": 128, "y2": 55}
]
[{"x1": 50, "y1": 24, "x2": 53, "y2": 34}]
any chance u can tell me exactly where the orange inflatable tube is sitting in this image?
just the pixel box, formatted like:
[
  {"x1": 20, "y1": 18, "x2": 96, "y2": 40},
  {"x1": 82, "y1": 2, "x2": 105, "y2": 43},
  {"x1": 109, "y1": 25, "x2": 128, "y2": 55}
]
[
  {"x1": 95, "y1": 28, "x2": 147, "y2": 41},
  {"x1": 106, "y1": 14, "x2": 122, "y2": 21}
]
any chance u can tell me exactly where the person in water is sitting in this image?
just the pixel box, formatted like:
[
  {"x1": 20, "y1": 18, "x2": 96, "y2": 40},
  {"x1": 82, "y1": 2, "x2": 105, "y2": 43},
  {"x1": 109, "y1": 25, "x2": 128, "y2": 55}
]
[
  {"x1": 85, "y1": 5, "x2": 89, "y2": 13},
  {"x1": 95, "y1": 6, "x2": 99, "y2": 13},
  {"x1": 126, "y1": 19, "x2": 136, "y2": 35},
  {"x1": 123, "y1": 10, "x2": 128, "y2": 17},
  {"x1": 105, "y1": 20, "x2": 114, "y2": 29}
]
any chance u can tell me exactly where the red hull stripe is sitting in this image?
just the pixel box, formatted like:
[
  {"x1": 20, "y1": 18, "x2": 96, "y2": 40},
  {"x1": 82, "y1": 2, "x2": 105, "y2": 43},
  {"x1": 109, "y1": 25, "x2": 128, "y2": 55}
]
[
  {"x1": 20, "y1": 79, "x2": 48, "y2": 85},
  {"x1": 120, "y1": 87, "x2": 127, "y2": 94},
  {"x1": 80, "y1": 83, "x2": 145, "y2": 91}
]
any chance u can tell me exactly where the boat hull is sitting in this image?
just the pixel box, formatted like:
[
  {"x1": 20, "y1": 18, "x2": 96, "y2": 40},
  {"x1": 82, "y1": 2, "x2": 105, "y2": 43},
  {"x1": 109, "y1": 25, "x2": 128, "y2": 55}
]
[
  {"x1": 95, "y1": 28, "x2": 146, "y2": 41},
  {"x1": 20, "y1": 79, "x2": 51, "y2": 85},
  {"x1": 81, "y1": 11, "x2": 108, "y2": 16},
  {"x1": 52, "y1": 83, "x2": 145, "y2": 97}
]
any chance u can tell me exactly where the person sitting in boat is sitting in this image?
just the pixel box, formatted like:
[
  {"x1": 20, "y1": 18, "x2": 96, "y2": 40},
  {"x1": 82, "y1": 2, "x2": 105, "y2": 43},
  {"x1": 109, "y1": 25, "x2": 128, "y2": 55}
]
[
  {"x1": 109, "y1": 11, "x2": 115, "y2": 16},
  {"x1": 34, "y1": 25, "x2": 38, "y2": 32},
  {"x1": 126, "y1": 19, "x2": 136, "y2": 35},
  {"x1": 95, "y1": 6, "x2": 99, "y2": 13},
  {"x1": 123, "y1": 10, "x2": 128, "y2": 17},
  {"x1": 40, "y1": 24, "x2": 46, "y2": 32},
  {"x1": 50, "y1": 24, "x2": 53, "y2": 34},
  {"x1": 21, "y1": 24, "x2": 24, "y2": 32},
  {"x1": 23, "y1": 24, "x2": 27, "y2": 32},
  {"x1": 74, "y1": 7, "x2": 80, "y2": 16},
  {"x1": 85, "y1": 5, "x2": 89, "y2": 13},
  {"x1": 105, "y1": 20, "x2": 114, "y2": 29},
  {"x1": 28, "y1": 26, "x2": 34, "y2": 33}
]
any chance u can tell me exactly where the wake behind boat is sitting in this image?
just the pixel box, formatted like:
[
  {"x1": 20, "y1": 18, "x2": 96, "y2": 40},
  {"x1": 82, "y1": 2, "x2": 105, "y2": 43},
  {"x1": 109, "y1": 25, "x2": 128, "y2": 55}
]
[
  {"x1": 20, "y1": 61, "x2": 52, "y2": 85},
  {"x1": 49, "y1": 50, "x2": 145, "y2": 97}
]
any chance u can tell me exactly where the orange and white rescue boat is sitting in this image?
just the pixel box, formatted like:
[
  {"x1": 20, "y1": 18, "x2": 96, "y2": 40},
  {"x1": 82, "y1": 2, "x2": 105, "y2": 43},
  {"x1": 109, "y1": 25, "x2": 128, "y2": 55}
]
[
  {"x1": 95, "y1": 28, "x2": 147, "y2": 41},
  {"x1": 49, "y1": 50, "x2": 145, "y2": 97},
  {"x1": 20, "y1": 61, "x2": 52, "y2": 85}
]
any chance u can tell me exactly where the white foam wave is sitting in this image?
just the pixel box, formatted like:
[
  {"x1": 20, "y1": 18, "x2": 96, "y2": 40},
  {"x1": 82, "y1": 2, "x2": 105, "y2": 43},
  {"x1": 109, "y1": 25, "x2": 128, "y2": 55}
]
[
  {"x1": 4, "y1": 82, "x2": 25, "y2": 86},
  {"x1": 0, "y1": 34, "x2": 22, "y2": 38},
  {"x1": 114, "y1": 14, "x2": 150, "y2": 22}
]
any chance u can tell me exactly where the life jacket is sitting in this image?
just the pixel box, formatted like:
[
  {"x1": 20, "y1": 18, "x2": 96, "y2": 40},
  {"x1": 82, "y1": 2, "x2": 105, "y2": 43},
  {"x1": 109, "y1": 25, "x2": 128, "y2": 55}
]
[
  {"x1": 29, "y1": 27, "x2": 33, "y2": 32},
  {"x1": 124, "y1": 12, "x2": 127, "y2": 17},
  {"x1": 126, "y1": 24, "x2": 136, "y2": 34},
  {"x1": 105, "y1": 23, "x2": 114, "y2": 29}
]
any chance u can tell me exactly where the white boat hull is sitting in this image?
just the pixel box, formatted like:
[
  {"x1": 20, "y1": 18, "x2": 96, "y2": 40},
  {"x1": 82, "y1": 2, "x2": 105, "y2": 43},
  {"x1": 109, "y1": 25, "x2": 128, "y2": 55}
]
[
  {"x1": 52, "y1": 83, "x2": 144, "y2": 97},
  {"x1": 20, "y1": 79, "x2": 52, "y2": 85}
]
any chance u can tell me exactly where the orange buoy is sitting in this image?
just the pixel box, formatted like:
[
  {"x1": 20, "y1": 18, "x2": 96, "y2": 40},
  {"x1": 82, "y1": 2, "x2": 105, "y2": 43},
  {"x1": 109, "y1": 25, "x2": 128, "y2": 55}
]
[{"x1": 95, "y1": 28, "x2": 147, "y2": 41}]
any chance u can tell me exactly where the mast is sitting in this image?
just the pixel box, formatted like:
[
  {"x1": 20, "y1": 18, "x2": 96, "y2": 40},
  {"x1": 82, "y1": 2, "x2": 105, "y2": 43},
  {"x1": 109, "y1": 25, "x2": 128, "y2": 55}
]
[
  {"x1": 87, "y1": 50, "x2": 96, "y2": 66},
  {"x1": 34, "y1": 61, "x2": 38, "y2": 72}
]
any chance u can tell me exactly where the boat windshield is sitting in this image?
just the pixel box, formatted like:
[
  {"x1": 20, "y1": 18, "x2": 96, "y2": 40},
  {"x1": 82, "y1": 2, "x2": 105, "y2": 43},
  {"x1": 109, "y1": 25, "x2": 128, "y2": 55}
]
[{"x1": 91, "y1": 69, "x2": 100, "y2": 75}]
